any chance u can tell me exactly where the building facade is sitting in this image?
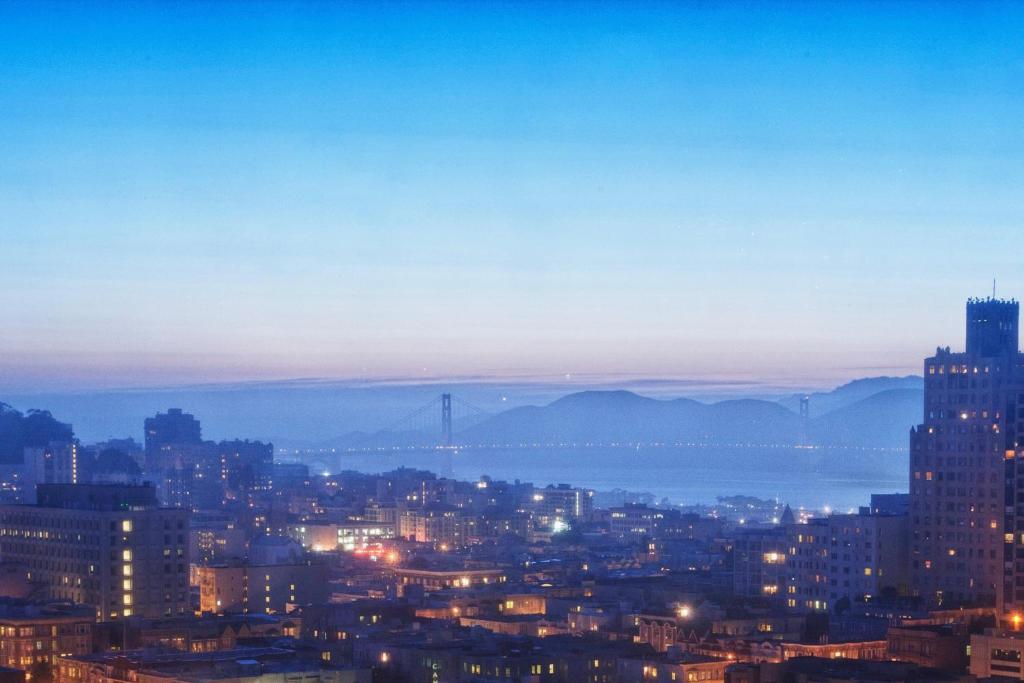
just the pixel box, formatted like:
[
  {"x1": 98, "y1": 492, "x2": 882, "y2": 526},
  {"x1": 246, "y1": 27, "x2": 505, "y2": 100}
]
[
  {"x1": 195, "y1": 561, "x2": 328, "y2": 615},
  {"x1": 970, "y1": 628, "x2": 1024, "y2": 680},
  {"x1": 732, "y1": 527, "x2": 788, "y2": 599},
  {"x1": 0, "y1": 484, "x2": 190, "y2": 620},
  {"x1": 0, "y1": 601, "x2": 94, "y2": 677},
  {"x1": 826, "y1": 512, "x2": 909, "y2": 605},
  {"x1": 397, "y1": 505, "x2": 464, "y2": 547},
  {"x1": 909, "y1": 298, "x2": 1024, "y2": 609},
  {"x1": 143, "y1": 408, "x2": 202, "y2": 471}
]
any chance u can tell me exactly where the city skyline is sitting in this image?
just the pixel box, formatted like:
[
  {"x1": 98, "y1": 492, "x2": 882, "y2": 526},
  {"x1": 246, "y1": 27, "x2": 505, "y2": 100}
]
[
  {"x1": 2, "y1": 2, "x2": 1024, "y2": 392},
  {"x1": 3, "y1": 4, "x2": 1024, "y2": 680}
]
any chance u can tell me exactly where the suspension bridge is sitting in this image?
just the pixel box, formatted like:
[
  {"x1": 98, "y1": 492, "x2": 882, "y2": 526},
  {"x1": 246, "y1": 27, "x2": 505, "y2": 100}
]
[
  {"x1": 355, "y1": 392, "x2": 492, "y2": 449},
  {"x1": 282, "y1": 393, "x2": 492, "y2": 476},
  {"x1": 278, "y1": 393, "x2": 908, "y2": 476}
]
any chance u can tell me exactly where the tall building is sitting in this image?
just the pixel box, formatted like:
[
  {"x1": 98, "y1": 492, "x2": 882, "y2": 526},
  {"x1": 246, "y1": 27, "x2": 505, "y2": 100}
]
[
  {"x1": 909, "y1": 297, "x2": 1024, "y2": 609},
  {"x1": 0, "y1": 484, "x2": 190, "y2": 620},
  {"x1": 20, "y1": 441, "x2": 78, "y2": 494},
  {"x1": 732, "y1": 526, "x2": 788, "y2": 599},
  {"x1": 144, "y1": 408, "x2": 202, "y2": 471},
  {"x1": 785, "y1": 517, "x2": 831, "y2": 612},
  {"x1": 217, "y1": 439, "x2": 274, "y2": 497}
]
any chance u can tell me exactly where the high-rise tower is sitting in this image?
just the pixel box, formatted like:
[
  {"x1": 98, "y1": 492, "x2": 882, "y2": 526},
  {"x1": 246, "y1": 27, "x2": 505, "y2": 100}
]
[
  {"x1": 909, "y1": 297, "x2": 1024, "y2": 610},
  {"x1": 144, "y1": 407, "x2": 202, "y2": 471},
  {"x1": 967, "y1": 297, "x2": 1019, "y2": 358}
]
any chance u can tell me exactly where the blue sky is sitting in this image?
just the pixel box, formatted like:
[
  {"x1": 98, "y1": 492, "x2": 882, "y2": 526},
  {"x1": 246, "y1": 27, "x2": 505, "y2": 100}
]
[{"x1": 1, "y1": 1, "x2": 1023, "y2": 393}]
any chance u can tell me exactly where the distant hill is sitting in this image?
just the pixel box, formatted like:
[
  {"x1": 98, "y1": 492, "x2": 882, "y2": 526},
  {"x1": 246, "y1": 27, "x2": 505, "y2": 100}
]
[
  {"x1": 457, "y1": 385, "x2": 922, "y2": 451},
  {"x1": 457, "y1": 391, "x2": 801, "y2": 446},
  {"x1": 777, "y1": 376, "x2": 922, "y2": 417},
  {"x1": 809, "y1": 388, "x2": 922, "y2": 448}
]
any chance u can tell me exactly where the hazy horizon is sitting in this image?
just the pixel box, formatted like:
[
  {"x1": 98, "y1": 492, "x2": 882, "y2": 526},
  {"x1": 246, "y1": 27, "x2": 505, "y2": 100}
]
[
  {"x1": 1, "y1": 372, "x2": 921, "y2": 445},
  {"x1": 1, "y1": 368, "x2": 918, "y2": 397}
]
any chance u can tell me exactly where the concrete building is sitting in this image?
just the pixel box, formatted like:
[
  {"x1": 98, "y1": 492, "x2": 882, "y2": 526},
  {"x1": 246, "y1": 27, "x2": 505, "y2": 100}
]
[
  {"x1": 144, "y1": 409, "x2": 202, "y2": 472},
  {"x1": 619, "y1": 653, "x2": 730, "y2": 683},
  {"x1": 609, "y1": 505, "x2": 666, "y2": 542},
  {"x1": 733, "y1": 527, "x2": 788, "y2": 600},
  {"x1": 288, "y1": 522, "x2": 394, "y2": 553},
  {"x1": 0, "y1": 484, "x2": 189, "y2": 620},
  {"x1": 53, "y1": 647, "x2": 369, "y2": 683},
  {"x1": 869, "y1": 493, "x2": 910, "y2": 516},
  {"x1": 195, "y1": 561, "x2": 328, "y2": 615},
  {"x1": 393, "y1": 567, "x2": 507, "y2": 594},
  {"x1": 887, "y1": 624, "x2": 970, "y2": 671},
  {"x1": 826, "y1": 511, "x2": 909, "y2": 605},
  {"x1": 189, "y1": 513, "x2": 247, "y2": 565},
  {"x1": 527, "y1": 485, "x2": 593, "y2": 530},
  {"x1": 610, "y1": 505, "x2": 724, "y2": 544},
  {"x1": 397, "y1": 505, "x2": 464, "y2": 547},
  {"x1": 909, "y1": 298, "x2": 1024, "y2": 609},
  {"x1": 0, "y1": 600, "x2": 94, "y2": 677},
  {"x1": 970, "y1": 628, "x2": 1024, "y2": 679},
  {"x1": 215, "y1": 440, "x2": 273, "y2": 497},
  {"x1": 785, "y1": 518, "x2": 831, "y2": 612},
  {"x1": 22, "y1": 442, "x2": 78, "y2": 489},
  {"x1": 634, "y1": 612, "x2": 679, "y2": 652}
]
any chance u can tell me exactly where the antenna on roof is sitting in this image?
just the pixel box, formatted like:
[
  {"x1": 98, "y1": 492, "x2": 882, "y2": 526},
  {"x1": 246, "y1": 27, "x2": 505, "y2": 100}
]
[{"x1": 993, "y1": 278, "x2": 997, "y2": 299}]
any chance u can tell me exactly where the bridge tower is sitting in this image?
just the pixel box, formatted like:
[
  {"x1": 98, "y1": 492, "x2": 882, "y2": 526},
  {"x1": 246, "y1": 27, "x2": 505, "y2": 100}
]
[
  {"x1": 441, "y1": 393, "x2": 453, "y2": 447},
  {"x1": 440, "y1": 393, "x2": 454, "y2": 478},
  {"x1": 798, "y1": 395, "x2": 810, "y2": 447}
]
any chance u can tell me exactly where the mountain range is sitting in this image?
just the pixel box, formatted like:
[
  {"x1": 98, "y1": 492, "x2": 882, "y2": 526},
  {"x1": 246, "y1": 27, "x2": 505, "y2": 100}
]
[{"x1": 314, "y1": 376, "x2": 923, "y2": 452}]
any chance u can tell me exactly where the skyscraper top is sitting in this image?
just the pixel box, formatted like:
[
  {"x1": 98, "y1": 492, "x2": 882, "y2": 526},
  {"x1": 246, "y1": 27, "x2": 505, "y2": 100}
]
[{"x1": 966, "y1": 297, "x2": 1019, "y2": 358}]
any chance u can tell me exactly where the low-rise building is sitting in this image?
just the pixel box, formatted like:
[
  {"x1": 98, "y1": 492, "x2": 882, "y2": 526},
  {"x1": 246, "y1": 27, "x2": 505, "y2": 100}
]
[
  {"x1": 887, "y1": 624, "x2": 969, "y2": 671},
  {"x1": 0, "y1": 601, "x2": 94, "y2": 677},
  {"x1": 397, "y1": 506, "x2": 464, "y2": 547},
  {"x1": 195, "y1": 561, "x2": 328, "y2": 614},
  {"x1": 527, "y1": 485, "x2": 593, "y2": 530},
  {"x1": 393, "y1": 567, "x2": 506, "y2": 594},
  {"x1": 619, "y1": 652, "x2": 729, "y2": 683},
  {"x1": 780, "y1": 639, "x2": 888, "y2": 661},
  {"x1": 970, "y1": 628, "x2": 1024, "y2": 680},
  {"x1": 288, "y1": 522, "x2": 394, "y2": 553},
  {"x1": 53, "y1": 647, "x2": 368, "y2": 683}
]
